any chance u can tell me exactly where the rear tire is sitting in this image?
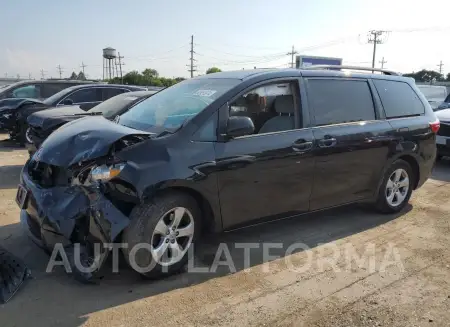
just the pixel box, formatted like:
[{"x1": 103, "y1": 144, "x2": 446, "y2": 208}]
[
  {"x1": 374, "y1": 159, "x2": 414, "y2": 213},
  {"x1": 121, "y1": 191, "x2": 201, "y2": 279}
]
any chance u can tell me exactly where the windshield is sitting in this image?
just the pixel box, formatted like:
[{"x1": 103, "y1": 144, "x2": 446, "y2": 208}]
[
  {"x1": 119, "y1": 78, "x2": 239, "y2": 131},
  {"x1": 88, "y1": 91, "x2": 151, "y2": 119}
]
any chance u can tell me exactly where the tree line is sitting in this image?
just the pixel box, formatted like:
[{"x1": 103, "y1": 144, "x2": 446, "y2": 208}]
[
  {"x1": 108, "y1": 67, "x2": 223, "y2": 87},
  {"x1": 403, "y1": 69, "x2": 450, "y2": 83}
]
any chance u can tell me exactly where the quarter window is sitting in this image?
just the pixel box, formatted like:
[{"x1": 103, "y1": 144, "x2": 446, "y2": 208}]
[
  {"x1": 229, "y1": 82, "x2": 298, "y2": 134},
  {"x1": 307, "y1": 79, "x2": 375, "y2": 126},
  {"x1": 373, "y1": 79, "x2": 425, "y2": 118}
]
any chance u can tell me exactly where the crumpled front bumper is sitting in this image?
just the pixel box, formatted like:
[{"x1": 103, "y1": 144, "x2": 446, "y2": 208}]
[
  {"x1": 0, "y1": 112, "x2": 15, "y2": 131},
  {"x1": 18, "y1": 161, "x2": 131, "y2": 282}
]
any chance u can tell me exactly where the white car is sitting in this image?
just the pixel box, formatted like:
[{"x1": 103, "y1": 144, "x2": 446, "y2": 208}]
[{"x1": 435, "y1": 108, "x2": 450, "y2": 159}]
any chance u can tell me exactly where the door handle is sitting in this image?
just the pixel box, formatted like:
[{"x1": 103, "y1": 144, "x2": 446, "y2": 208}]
[
  {"x1": 318, "y1": 137, "x2": 337, "y2": 148},
  {"x1": 292, "y1": 140, "x2": 313, "y2": 152}
]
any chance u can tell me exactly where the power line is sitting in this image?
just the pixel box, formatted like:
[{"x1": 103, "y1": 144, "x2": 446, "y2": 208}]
[
  {"x1": 56, "y1": 65, "x2": 63, "y2": 79},
  {"x1": 187, "y1": 35, "x2": 197, "y2": 78},
  {"x1": 367, "y1": 30, "x2": 388, "y2": 73},
  {"x1": 286, "y1": 45, "x2": 298, "y2": 68}
]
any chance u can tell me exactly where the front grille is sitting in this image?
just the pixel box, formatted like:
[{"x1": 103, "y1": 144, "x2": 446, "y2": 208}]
[
  {"x1": 27, "y1": 160, "x2": 71, "y2": 187},
  {"x1": 438, "y1": 123, "x2": 450, "y2": 137}
]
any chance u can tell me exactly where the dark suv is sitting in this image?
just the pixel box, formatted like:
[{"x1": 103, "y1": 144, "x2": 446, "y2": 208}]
[
  {"x1": 0, "y1": 83, "x2": 146, "y2": 144},
  {"x1": 0, "y1": 79, "x2": 94, "y2": 101},
  {"x1": 16, "y1": 66, "x2": 438, "y2": 282}
]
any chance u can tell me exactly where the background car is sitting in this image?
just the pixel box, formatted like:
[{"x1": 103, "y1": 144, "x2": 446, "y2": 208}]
[
  {"x1": 0, "y1": 83, "x2": 146, "y2": 144},
  {"x1": 26, "y1": 90, "x2": 159, "y2": 154},
  {"x1": 0, "y1": 79, "x2": 95, "y2": 101},
  {"x1": 416, "y1": 85, "x2": 448, "y2": 111},
  {"x1": 436, "y1": 93, "x2": 450, "y2": 111}
]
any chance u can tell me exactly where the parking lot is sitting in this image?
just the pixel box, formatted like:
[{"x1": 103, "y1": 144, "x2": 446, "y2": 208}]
[{"x1": 0, "y1": 134, "x2": 450, "y2": 327}]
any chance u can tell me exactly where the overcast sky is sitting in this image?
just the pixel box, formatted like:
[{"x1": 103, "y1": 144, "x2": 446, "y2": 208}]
[{"x1": 1, "y1": 0, "x2": 450, "y2": 79}]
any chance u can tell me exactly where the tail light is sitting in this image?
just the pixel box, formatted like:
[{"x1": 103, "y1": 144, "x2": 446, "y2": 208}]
[{"x1": 430, "y1": 119, "x2": 440, "y2": 134}]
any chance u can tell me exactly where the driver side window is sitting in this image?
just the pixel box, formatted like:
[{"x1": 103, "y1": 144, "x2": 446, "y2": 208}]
[{"x1": 229, "y1": 81, "x2": 298, "y2": 134}]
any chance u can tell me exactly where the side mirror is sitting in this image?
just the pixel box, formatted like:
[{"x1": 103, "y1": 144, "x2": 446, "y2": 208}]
[
  {"x1": 226, "y1": 116, "x2": 254, "y2": 138},
  {"x1": 62, "y1": 98, "x2": 73, "y2": 105}
]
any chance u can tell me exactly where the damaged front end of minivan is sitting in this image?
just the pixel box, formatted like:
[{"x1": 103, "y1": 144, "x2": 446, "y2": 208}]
[{"x1": 18, "y1": 117, "x2": 154, "y2": 282}]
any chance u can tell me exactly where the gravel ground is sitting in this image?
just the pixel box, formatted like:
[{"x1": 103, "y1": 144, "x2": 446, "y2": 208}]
[{"x1": 0, "y1": 134, "x2": 449, "y2": 327}]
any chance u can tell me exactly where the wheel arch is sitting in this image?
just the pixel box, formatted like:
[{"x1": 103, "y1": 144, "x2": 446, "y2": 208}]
[
  {"x1": 143, "y1": 184, "x2": 222, "y2": 234},
  {"x1": 397, "y1": 154, "x2": 420, "y2": 189}
]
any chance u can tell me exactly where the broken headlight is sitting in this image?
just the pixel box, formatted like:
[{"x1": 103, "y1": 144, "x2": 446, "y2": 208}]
[{"x1": 90, "y1": 163, "x2": 126, "y2": 182}]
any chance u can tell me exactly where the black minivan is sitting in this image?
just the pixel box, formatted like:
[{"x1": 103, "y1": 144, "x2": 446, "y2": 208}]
[{"x1": 17, "y1": 67, "x2": 438, "y2": 281}]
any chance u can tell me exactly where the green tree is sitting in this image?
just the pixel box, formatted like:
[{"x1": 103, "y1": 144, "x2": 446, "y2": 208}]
[
  {"x1": 206, "y1": 67, "x2": 222, "y2": 74},
  {"x1": 77, "y1": 71, "x2": 86, "y2": 80},
  {"x1": 446, "y1": 73, "x2": 450, "y2": 81},
  {"x1": 69, "y1": 71, "x2": 77, "y2": 79},
  {"x1": 142, "y1": 68, "x2": 159, "y2": 78},
  {"x1": 402, "y1": 69, "x2": 443, "y2": 82}
]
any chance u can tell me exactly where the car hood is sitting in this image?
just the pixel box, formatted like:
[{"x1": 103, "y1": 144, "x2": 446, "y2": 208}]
[
  {"x1": 0, "y1": 98, "x2": 44, "y2": 111},
  {"x1": 27, "y1": 106, "x2": 86, "y2": 130},
  {"x1": 435, "y1": 109, "x2": 450, "y2": 122},
  {"x1": 35, "y1": 116, "x2": 153, "y2": 167}
]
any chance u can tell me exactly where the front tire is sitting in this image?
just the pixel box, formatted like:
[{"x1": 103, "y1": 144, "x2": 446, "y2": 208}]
[
  {"x1": 375, "y1": 159, "x2": 414, "y2": 213},
  {"x1": 121, "y1": 191, "x2": 201, "y2": 279}
]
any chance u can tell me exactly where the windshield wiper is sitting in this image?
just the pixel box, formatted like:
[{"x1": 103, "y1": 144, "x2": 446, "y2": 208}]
[{"x1": 73, "y1": 111, "x2": 103, "y2": 116}]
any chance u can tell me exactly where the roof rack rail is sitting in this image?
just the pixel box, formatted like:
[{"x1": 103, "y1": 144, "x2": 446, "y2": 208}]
[{"x1": 302, "y1": 65, "x2": 401, "y2": 76}]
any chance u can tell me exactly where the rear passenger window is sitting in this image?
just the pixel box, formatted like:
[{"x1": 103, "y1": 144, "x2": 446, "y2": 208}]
[
  {"x1": 373, "y1": 80, "x2": 425, "y2": 118},
  {"x1": 307, "y1": 79, "x2": 375, "y2": 126}
]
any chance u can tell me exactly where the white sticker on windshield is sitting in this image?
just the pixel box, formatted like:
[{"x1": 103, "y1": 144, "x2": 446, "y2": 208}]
[
  {"x1": 123, "y1": 97, "x2": 139, "y2": 101},
  {"x1": 193, "y1": 89, "x2": 217, "y2": 97}
]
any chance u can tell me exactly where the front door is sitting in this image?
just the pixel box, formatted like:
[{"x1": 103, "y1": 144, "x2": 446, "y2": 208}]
[
  {"x1": 215, "y1": 79, "x2": 315, "y2": 229},
  {"x1": 304, "y1": 77, "x2": 392, "y2": 210}
]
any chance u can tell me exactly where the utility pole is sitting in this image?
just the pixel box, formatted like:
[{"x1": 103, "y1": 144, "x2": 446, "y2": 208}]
[
  {"x1": 286, "y1": 45, "x2": 298, "y2": 68},
  {"x1": 4, "y1": 73, "x2": 7, "y2": 78},
  {"x1": 40, "y1": 69, "x2": 46, "y2": 80},
  {"x1": 437, "y1": 60, "x2": 444, "y2": 75},
  {"x1": 56, "y1": 65, "x2": 63, "y2": 79},
  {"x1": 187, "y1": 35, "x2": 197, "y2": 78},
  {"x1": 379, "y1": 57, "x2": 387, "y2": 69},
  {"x1": 28, "y1": 73, "x2": 32, "y2": 79},
  {"x1": 80, "y1": 62, "x2": 87, "y2": 75},
  {"x1": 368, "y1": 30, "x2": 388, "y2": 73},
  {"x1": 117, "y1": 52, "x2": 124, "y2": 84}
]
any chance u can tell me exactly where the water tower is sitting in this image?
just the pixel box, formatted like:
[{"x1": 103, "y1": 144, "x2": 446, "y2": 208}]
[{"x1": 103, "y1": 47, "x2": 117, "y2": 80}]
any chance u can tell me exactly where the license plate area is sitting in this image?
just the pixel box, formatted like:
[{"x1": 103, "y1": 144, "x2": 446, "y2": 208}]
[{"x1": 15, "y1": 184, "x2": 29, "y2": 209}]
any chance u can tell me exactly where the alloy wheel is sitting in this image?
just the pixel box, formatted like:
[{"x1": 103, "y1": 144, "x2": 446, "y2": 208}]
[
  {"x1": 385, "y1": 168, "x2": 409, "y2": 207},
  {"x1": 150, "y1": 207, "x2": 194, "y2": 266}
]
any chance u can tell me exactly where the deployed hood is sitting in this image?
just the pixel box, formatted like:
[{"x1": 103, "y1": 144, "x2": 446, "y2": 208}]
[
  {"x1": 27, "y1": 105, "x2": 86, "y2": 130},
  {"x1": 35, "y1": 116, "x2": 153, "y2": 167},
  {"x1": 436, "y1": 109, "x2": 450, "y2": 122}
]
